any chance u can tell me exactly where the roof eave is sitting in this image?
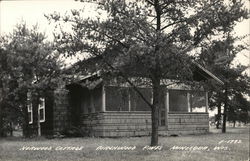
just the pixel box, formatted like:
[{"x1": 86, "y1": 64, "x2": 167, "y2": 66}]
[{"x1": 194, "y1": 63, "x2": 224, "y2": 85}]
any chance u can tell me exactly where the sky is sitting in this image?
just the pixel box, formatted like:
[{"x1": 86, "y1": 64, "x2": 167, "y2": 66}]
[
  {"x1": 0, "y1": 0, "x2": 93, "y2": 39},
  {"x1": 0, "y1": 0, "x2": 249, "y2": 70}
]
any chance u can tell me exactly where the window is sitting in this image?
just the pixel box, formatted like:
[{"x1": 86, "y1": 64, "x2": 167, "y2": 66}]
[
  {"x1": 38, "y1": 98, "x2": 45, "y2": 122},
  {"x1": 27, "y1": 104, "x2": 33, "y2": 124},
  {"x1": 190, "y1": 91, "x2": 206, "y2": 112},
  {"x1": 106, "y1": 86, "x2": 129, "y2": 111},
  {"x1": 27, "y1": 92, "x2": 33, "y2": 124},
  {"x1": 130, "y1": 88, "x2": 152, "y2": 111},
  {"x1": 105, "y1": 86, "x2": 152, "y2": 111},
  {"x1": 169, "y1": 90, "x2": 188, "y2": 112}
]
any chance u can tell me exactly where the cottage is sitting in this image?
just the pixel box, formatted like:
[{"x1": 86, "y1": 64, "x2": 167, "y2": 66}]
[{"x1": 27, "y1": 62, "x2": 223, "y2": 137}]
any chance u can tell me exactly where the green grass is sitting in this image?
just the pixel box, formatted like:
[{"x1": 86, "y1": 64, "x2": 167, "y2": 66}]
[{"x1": 0, "y1": 126, "x2": 249, "y2": 161}]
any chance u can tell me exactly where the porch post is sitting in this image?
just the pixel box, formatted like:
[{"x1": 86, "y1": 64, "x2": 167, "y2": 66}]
[
  {"x1": 151, "y1": 89, "x2": 153, "y2": 104},
  {"x1": 37, "y1": 105, "x2": 41, "y2": 136},
  {"x1": 128, "y1": 91, "x2": 131, "y2": 111},
  {"x1": 187, "y1": 92, "x2": 191, "y2": 112},
  {"x1": 165, "y1": 90, "x2": 169, "y2": 129},
  {"x1": 205, "y1": 92, "x2": 208, "y2": 113},
  {"x1": 37, "y1": 97, "x2": 41, "y2": 136},
  {"x1": 102, "y1": 85, "x2": 106, "y2": 112}
]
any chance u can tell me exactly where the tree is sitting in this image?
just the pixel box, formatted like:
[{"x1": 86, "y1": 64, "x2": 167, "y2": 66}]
[
  {"x1": 228, "y1": 93, "x2": 250, "y2": 127},
  {"x1": 47, "y1": 0, "x2": 248, "y2": 145},
  {"x1": 0, "y1": 23, "x2": 62, "y2": 137},
  {"x1": 199, "y1": 31, "x2": 250, "y2": 132}
]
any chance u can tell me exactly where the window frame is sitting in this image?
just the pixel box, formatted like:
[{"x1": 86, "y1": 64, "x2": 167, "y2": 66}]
[
  {"x1": 27, "y1": 92, "x2": 33, "y2": 124},
  {"x1": 38, "y1": 97, "x2": 45, "y2": 123},
  {"x1": 27, "y1": 104, "x2": 33, "y2": 124},
  {"x1": 105, "y1": 86, "x2": 152, "y2": 112},
  {"x1": 169, "y1": 89, "x2": 189, "y2": 113}
]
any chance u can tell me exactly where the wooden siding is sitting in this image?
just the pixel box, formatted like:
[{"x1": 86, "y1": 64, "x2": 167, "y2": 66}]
[
  {"x1": 81, "y1": 112, "x2": 151, "y2": 137},
  {"x1": 53, "y1": 89, "x2": 69, "y2": 134},
  {"x1": 164, "y1": 113, "x2": 209, "y2": 135},
  {"x1": 81, "y1": 112, "x2": 209, "y2": 137}
]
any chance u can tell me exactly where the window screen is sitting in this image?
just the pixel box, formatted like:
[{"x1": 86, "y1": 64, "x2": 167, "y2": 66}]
[
  {"x1": 130, "y1": 88, "x2": 151, "y2": 111},
  {"x1": 169, "y1": 90, "x2": 188, "y2": 112},
  {"x1": 106, "y1": 86, "x2": 129, "y2": 111},
  {"x1": 191, "y1": 91, "x2": 206, "y2": 112}
]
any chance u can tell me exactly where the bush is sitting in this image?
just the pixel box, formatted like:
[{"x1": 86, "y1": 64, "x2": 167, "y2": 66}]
[{"x1": 61, "y1": 126, "x2": 86, "y2": 137}]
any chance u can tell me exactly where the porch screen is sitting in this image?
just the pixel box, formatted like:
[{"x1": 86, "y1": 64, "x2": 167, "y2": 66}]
[
  {"x1": 130, "y1": 88, "x2": 151, "y2": 111},
  {"x1": 169, "y1": 90, "x2": 188, "y2": 112},
  {"x1": 191, "y1": 91, "x2": 206, "y2": 112},
  {"x1": 106, "y1": 86, "x2": 129, "y2": 111}
]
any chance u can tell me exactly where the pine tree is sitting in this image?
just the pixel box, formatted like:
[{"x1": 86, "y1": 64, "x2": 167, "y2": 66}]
[{"x1": 47, "y1": 0, "x2": 248, "y2": 145}]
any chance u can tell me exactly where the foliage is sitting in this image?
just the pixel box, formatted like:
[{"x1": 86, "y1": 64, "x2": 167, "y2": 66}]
[
  {"x1": 228, "y1": 93, "x2": 250, "y2": 125},
  {"x1": 61, "y1": 126, "x2": 87, "y2": 137},
  {"x1": 0, "y1": 23, "x2": 62, "y2": 137},
  {"x1": 47, "y1": 0, "x2": 248, "y2": 145},
  {"x1": 198, "y1": 32, "x2": 250, "y2": 130}
]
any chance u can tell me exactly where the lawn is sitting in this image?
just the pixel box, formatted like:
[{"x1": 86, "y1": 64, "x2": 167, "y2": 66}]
[{"x1": 0, "y1": 126, "x2": 249, "y2": 161}]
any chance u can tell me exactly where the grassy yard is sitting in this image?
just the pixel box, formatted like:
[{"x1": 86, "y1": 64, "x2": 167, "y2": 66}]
[{"x1": 0, "y1": 126, "x2": 249, "y2": 161}]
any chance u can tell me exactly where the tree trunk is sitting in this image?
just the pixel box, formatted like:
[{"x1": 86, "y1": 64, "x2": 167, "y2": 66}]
[
  {"x1": 0, "y1": 103, "x2": 4, "y2": 137},
  {"x1": 216, "y1": 103, "x2": 221, "y2": 129},
  {"x1": 233, "y1": 120, "x2": 236, "y2": 127},
  {"x1": 9, "y1": 122, "x2": 13, "y2": 136},
  {"x1": 0, "y1": 84, "x2": 4, "y2": 137},
  {"x1": 22, "y1": 106, "x2": 30, "y2": 137},
  {"x1": 222, "y1": 87, "x2": 228, "y2": 133},
  {"x1": 151, "y1": 78, "x2": 160, "y2": 146},
  {"x1": 150, "y1": 0, "x2": 162, "y2": 146},
  {"x1": 22, "y1": 121, "x2": 29, "y2": 137}
]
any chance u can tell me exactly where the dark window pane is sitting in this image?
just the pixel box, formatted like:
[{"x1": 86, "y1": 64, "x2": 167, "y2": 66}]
[
  {"x1": 169, "y1": 90, "x2": 188, "y2": 112},
  {"x1": 130, "y1": 88, "x2": 151, "y2": 111},
  {"x1": 40, "y1": 109, "x2": 44, "y2": 121},
  {"x1": 28, "y1": 112, "x2": 32, "y2": 123},
  {"x1": 106, "y1": 86, "x2": 129, "y2": 111}
]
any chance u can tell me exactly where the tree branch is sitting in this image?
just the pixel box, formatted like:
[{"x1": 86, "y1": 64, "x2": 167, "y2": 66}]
[{"x1": 73, "y1": 38, "x2": 154, "y2": 109}]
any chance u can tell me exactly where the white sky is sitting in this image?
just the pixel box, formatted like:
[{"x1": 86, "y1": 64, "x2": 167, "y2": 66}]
[
  {"x1": 0, "y1": 0, "x2": 249, "y2": 70},
  {"x1": 0, "y1": 0, "x2": 94, "y2": 39}
]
